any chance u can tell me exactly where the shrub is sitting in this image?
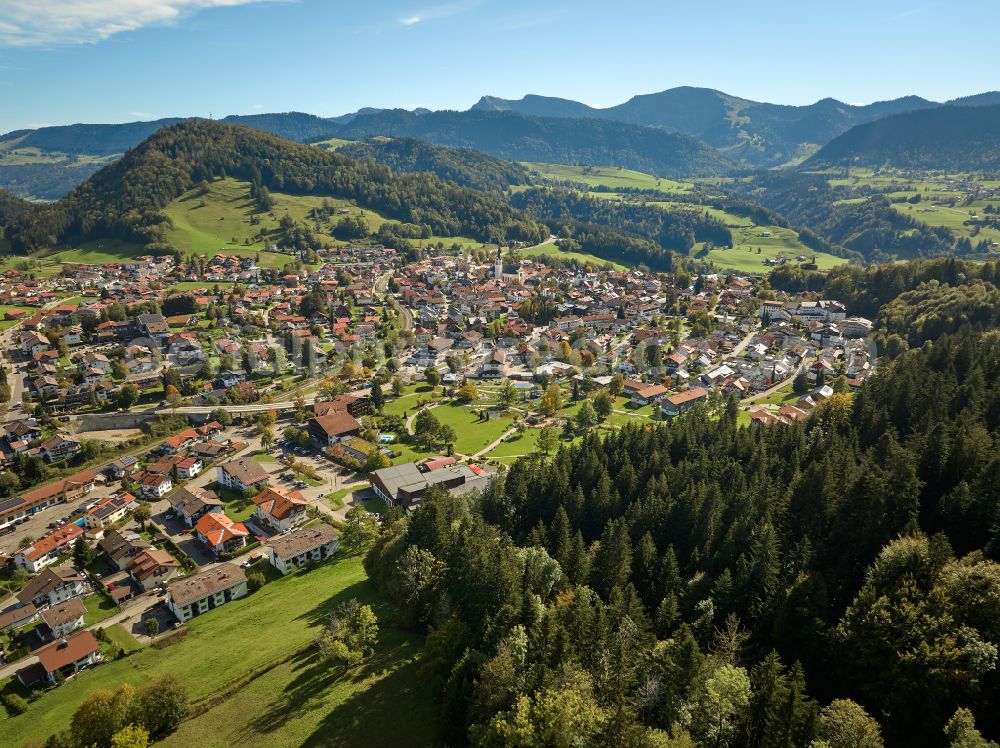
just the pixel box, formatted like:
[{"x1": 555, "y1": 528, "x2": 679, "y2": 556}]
[
  {"x1": 247, "y1": 571, "x2": 266, "y2": 592},
  {"x1": 3, "y1": 692, "x2": 29, "y2": 714}
]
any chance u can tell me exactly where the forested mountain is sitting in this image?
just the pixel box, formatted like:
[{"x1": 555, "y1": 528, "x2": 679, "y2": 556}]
[
  {"x1": 0, "y1": 188, "x2": 29, "y2": 225},
  {"x1": 1, "y1": 120, "x2": 549, "y2": 254},
  {"x1": 326, "y1": 109, "x2": 736, "y2": 177},
  {"x1": 337, "y1": 137, "x2": 532, "y2": 193},
  {"x1": 474, "y1": 86, "x2": 939, "y2": 166},
  {"x1": 366, "y1": 260, "x2": 1000, "y2": 746},
  {"x1": 511, "y1": 188, "x2": 733, "y2": 253},
  {"x1": 806, "y1": 103, "x2": 1000, "y2": 170}
]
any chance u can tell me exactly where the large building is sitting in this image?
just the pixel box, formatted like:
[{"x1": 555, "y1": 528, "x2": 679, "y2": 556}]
[
  {"x1": 216, "y1": 457, "x2": 269, "y2": 493},
  {"x1": 0, "y1": 470, "x2": 96, "y2": 531},
  {"x1": 166, "y1": 563, "x2": 248, "y2": 622},
  {"x1": 307, "y1": 411, "x2": 362, "y2": 449},
  {"x1": 661, "y1": 387, "x2": 709, "y2": 418},
  {"x1": 370, "y1": 461, "x2": 493, "y2": 511},
  {"x1": 16, "y1": 566, "x2": 87, "y2": 609},
  {"x1": 267, "y1": 524, "x2": 339, "y2": 575}
]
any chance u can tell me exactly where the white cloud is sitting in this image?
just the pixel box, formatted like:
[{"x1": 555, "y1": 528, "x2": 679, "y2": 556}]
[
  {"x1": 397, "y1": 1, "x2": 479, "y2": 27},
  {"x1": 130, "y1": 111, "x2": 156, "y2": 118},
  {"x1": 253, "y1": 103, "x2": 264, "y2": 109},
  {"x1": 0, "y1": 0, "x2": 271, "y2": 47}
]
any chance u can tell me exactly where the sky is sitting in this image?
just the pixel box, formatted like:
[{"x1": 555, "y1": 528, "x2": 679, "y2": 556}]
[{"x1": 0, "y1": 0, "x2": 997, "y2": 133}]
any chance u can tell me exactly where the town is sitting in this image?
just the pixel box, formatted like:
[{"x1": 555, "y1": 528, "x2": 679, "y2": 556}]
[{"x1": 0, "y1": 241, "x2": 873, "y2": 693}]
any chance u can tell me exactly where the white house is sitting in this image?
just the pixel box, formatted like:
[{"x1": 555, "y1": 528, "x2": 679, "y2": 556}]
[{"x1": 267, "y1": 525, "x2": 339, "y2": 575}]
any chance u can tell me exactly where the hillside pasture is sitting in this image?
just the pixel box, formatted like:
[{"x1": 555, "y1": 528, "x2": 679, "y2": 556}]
[{"x1": 523, "y1": 162, "x2": 694, "y2": 192}]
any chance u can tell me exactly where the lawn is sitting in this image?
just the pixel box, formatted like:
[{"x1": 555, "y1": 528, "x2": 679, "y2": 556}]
[
  {"x1": 325, "y1": 483, "x2": 369, "y2": 511},
  {"x1": 218, "y1": 488, "x2": 257, "y2": 522},
  {"x1": 430, "y1": 403, "x2": 514, "y2": 456},
  {"x1": 1, "y1": 556, "x2": 416, "y2": 746},
  {"x1": 83, "y1": 593, "x2": 118, "y2": 626},
  {"x1": 482, "y1": 427, "x2": 542, "y2": 459},
  {"x1": 103, "y1": 623, "x2": 142, "y2": 654}
]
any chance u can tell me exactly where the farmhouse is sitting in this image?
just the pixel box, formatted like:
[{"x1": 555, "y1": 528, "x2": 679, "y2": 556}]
[
  {"x1": 267, "y1": 524, "x2": 339, "y2": 575},
  {"x1": 166, "y1": 563, "x2": 248, "y2": 622}
]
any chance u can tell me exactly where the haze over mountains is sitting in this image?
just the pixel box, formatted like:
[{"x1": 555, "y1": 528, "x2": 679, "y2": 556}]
[{"x1": 2, "y1": 85, "x2": 999, "y2": 199}]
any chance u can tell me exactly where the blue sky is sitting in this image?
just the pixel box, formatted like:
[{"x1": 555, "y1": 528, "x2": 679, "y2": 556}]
[{"x1": 0, "y1": 0, "x2": 996, "y2": 133}]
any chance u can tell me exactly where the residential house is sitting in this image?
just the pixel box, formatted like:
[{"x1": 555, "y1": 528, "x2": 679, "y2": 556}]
[
  {"x1": 216, "y1": 457, "x2": 269, "y2": 494},
  {"x1": 17, "y1": 630, "x2": 101, "y2": 686},
  {"x1": 252, "y1": 486, "x2": 308, "y2": 532},
  {"x1": 16, "y1": 566, "x2": 87, "y2": 609},
  {"x1": 195, "y1": 512, "x2": 249, "y2": 555},
  {"x1": 167, "y1": 486, "x2": 224, "y2": 527},
  {"x1": 39, "y1": 598, "x2": 86, "y2": 639},
  {"x1": 127, "y1": 548, "x2": 180, "y2": 591},
  {"x1": 175, "y1": 456, "x2": 203, "y2": 479},
  {"x1": 631, "y1": 384, "x2": 668, "y2": 406},
  {"x1": 14, "y1": 524, "x2": 84, "y2": 572},
  {"x1": 135, "y1": 471, "x2": 172, "y2": 499},
  {"x1": 267, "y1": 524, "x2": 339, "y2": 575},
  {"x1": 0, "y1": 603, "x2": 39, "y2": 633},
  {"x1": 83, "y1": 492, "x2": 138, "y2": 530},
  {"x1": 98, "y1": 530, "x2": 151, "y2": 571},
  {"x1": 39, "y1": 434, "x2": 82, "y2": 464},
  {"x1": 166, "y1": 563, "x2": 248, "y2": 622},
  {"x1": 307, "y1": 411, "x2": 362, "y2": 449}
]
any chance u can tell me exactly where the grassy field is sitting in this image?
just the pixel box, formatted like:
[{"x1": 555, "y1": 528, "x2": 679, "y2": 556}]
[
  {"x1": 311, "y1": 137, "x2": 354, "y2": 151},
  {"x1": 518, "y1": 240, "x2": 628, "y2": 271},
  {"x1": 696, "y1": 224, "x2": 847, "y2": 274},
  {"x1": 891, "y1": 200, "x2": 1000, "y2": 246},
  {"x1": 482, "y1": 427, "x2": 542, "y2": 459},
  {"x1": 158, "y1": 625, "x2": 435, "y2": 748},
  {"x1": 163, "y1": 176, "x2": 482, "y2": 258},
  {"x1": 40, "y1": 240, "x2": 146, "y2": 265},
  {"x1": 523, "y1": 162, "x2": 694, "y2": 192},
  {"x1": 0, "y1": 556, "x2": 434, "y2": 746}
]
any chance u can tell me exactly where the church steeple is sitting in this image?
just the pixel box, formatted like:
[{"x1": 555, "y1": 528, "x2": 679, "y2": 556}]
[{"x1": 494, "y1": 245, "x2": 503, "y2": 282}]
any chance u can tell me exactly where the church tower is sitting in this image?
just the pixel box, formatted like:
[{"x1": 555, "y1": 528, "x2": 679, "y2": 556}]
[{"x1": 494, "y1": 245, "x2": 503, "y2": 282}]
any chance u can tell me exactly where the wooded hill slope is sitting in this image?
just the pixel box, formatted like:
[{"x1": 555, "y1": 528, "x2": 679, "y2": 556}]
[{"x1": 1, "y1": 120, "x2": 550, "y2": 254}]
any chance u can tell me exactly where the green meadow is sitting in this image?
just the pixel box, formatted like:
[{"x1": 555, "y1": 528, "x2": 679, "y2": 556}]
[
  {"x1": 0, "y1": 556, "x2": 436, "y2": 747},
  {"x1": 523, "y1": 162, "x2": 695, "y2": 192}
]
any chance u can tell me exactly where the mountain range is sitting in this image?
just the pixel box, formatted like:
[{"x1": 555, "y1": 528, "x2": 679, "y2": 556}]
[{"x1": 2, "y1": 85, "x2": 999, "y2": 200}]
